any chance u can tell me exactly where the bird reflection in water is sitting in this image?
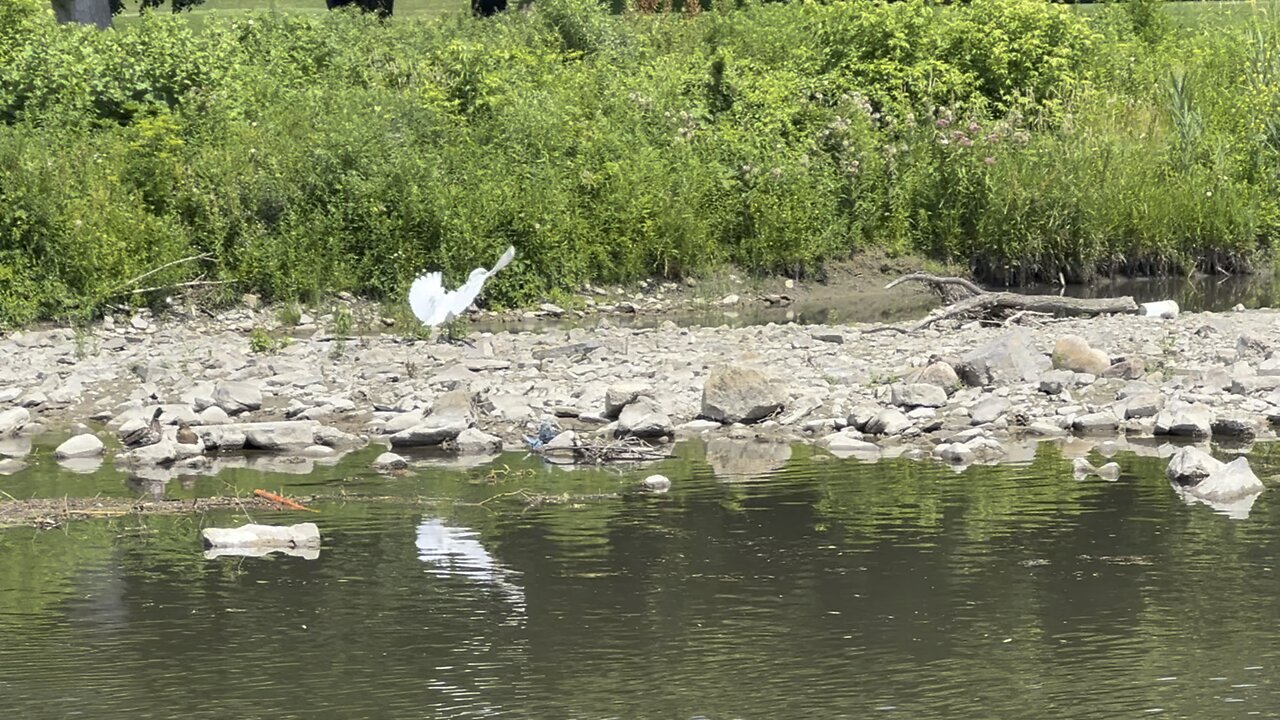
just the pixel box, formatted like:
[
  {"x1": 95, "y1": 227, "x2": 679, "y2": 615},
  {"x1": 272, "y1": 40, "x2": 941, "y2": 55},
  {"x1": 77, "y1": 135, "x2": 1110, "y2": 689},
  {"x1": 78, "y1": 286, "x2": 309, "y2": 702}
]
[{"x1": 415, "y1": 518, "x2": 526, "y2": 613}]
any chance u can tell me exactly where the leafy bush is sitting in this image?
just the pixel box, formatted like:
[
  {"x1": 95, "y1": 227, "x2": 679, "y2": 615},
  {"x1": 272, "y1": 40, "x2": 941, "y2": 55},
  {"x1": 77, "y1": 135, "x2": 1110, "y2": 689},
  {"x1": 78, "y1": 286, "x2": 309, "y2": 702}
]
[{"x1": 0, "y1": 0, "x2": 1276, "y2": 327}]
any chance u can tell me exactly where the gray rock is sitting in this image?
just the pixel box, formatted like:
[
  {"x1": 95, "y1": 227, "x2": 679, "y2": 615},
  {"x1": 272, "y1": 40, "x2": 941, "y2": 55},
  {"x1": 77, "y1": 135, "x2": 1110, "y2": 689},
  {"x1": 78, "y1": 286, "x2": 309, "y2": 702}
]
[
  {"x1": 299, "y1": 444, "x2": 337, "y2": 458},
  {"x1": 890, "y1": 383, "x2": 947, "y2": 408},
  {"x1": 820, "y1": 432, "x2": 879, "y2": 458},
  {"x1": 1052, "y1": 335, "x2": 1110, "y2": 375},
  {"x1": 1038, "y1": 369, "x2": 1075, "y2": 395},
  {"x1": 430, "y1": 390, "x2": 476, "y2": 425},
  {"x1": 117, "y1": 438, "x2": 178, "y2": 465},
  {"x1": 428, "y1": 364, "x2": 479, "y2": 389},
  {"x1": 1231, "y1": 375, "x2": 1280, "y2": 394},
  {"x1": 905, "y1": 361, "x2": 959, "y2": 390},
  {"x1": 810, "y1": 331, "x2": 845, "y2": 345},
  {"x1": 1211, "y1": 415, "x2": 1260, "y2": 440},
  {"x1": 617, "y1": 396, "x2": 673, "y2": 438},
  {"x1": 384, "y1": 409, "x2": 426, "y2": 434},
  {"x1": 1237, "y1": 332, "x2": 1271, "y2": 361},
  {"x1": 1073, "y1": 412, "x2": 1119, "y2": 434},
  {"x1": 701, "y1": 364, "x2": 787, "y2": 424},
  {"x1": 1123, "y1": 392, "x2": 1165, "y2": 419},
  {"x1": 484, "y1": 394, "x2": 533, "y2": 423},
  {"x1": 1186, "y1": 456, "x2": 1264, "y2": 503},
  {"x1": 0, "y1": 387, "x2": 21, "y2": 403},
  {"x1": 970, "y1": 396, "x2": 1011, "y2": 425},
  {"x1": 845, "y1": 405, "x2": 881, "y2": 432},
  {"x1": 956, "y1": 330, "x2": 1049, "y2": 386},
  {"x1": 0, "y1": 407, "x2": 30, "y2": 436},
  {"x1": 390, "y1": 419, "x2": 470, "y2": 447},
  {"x1": 454, "y1": 427, "x2": 502, "y2": 454},
  {"x1": 1166, "y1": 446, "x2": 1222, "y2": 484},
  {"x1": 213, "y1": 381, "x2": 262, "y2": 415},
  {"x1": 54, "y1": 434, "x2": 104, "y2": 460},
  {"x1": 1103, "y1": 356, "x2": 1146, "y2": 380},
  {"x1": 532, "y1": 341, "x2": 603, "y2": 360},
  {"x1": 313, "y1": 425, "x2": 363, "y2": 449},
  {"x1": 934, "y1": 442, "x2": 974, "y2": 464},
  {"x1": 373, "y1": 452, "x2": 409, "y2": 472},
  {"x1": 545, "y1": 430, "x2": 578, "y2": 450},
  {"x1": 604, "y1": 382, "x2": 651, "y2": 419},
  {"x1": 0, "y1": 458, "x2": 25, "y2": 475},
  {"x1": 865, "y1": 408, "x2": 911, "y2": 436},
  {"x1": 1154, "y1": 402, "x2": 1214, "y2": 437}
]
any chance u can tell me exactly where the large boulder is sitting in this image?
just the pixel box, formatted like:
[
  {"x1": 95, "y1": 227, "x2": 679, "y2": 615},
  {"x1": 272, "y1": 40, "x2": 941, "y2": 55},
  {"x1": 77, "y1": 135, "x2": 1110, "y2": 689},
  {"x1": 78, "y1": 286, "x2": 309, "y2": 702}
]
[
  {"x1": 1051, "y1": 335, "x2": 1111, "y2": 375},
  {"x1": 616, "y1": 396, "x2": 673, "y2": 438},
  {"x1": 700, "y1": 365, "x2": 787, "y2": 424},
  {"x1": 955, "y1": 330, "x2": 1049, "y2": 386},
  {"x1": 1168, "y1": 448, "x2": 1264, "y2": 503},
  {"x1": 1186, "y1": 457, "x2": 1265, "y2": 503},
  {"x1": 212, "y1": 381, "x2": 262, "y2": 415}
]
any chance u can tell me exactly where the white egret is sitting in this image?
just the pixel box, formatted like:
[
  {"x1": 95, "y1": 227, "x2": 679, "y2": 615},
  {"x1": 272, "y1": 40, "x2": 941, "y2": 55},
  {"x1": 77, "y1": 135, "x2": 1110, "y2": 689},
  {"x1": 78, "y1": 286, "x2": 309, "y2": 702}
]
[{"x1": 409, "y1": 246, "x2": 516, "y2": 334}]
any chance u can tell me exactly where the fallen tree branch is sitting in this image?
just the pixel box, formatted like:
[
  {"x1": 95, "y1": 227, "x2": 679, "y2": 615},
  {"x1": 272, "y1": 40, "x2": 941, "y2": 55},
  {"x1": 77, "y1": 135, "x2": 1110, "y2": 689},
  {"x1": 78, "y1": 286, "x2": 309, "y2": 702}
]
[
  {"x1": 130, "y1": 279, "x2": 230, "y2": 296},
  {"x1": 884, "y1": 272, "x2": 985, "y2": 297},
  {"x1": 878, "y1": 273, "x2": 1139, "y2": 333},
  {"x1": 102, "y1": 253, "x2": 214, "y2": 298}
]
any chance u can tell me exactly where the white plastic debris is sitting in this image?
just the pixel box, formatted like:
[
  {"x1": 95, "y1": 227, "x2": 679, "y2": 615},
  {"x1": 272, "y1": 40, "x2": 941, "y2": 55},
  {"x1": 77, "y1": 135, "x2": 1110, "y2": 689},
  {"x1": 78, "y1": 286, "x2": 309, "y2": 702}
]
[
  {"x1": 202, "y1": 522, "x2": 320, "y2": 550},
  {"x1": 1140, "y1": 300, "x2": 1179, "y2": 319}
]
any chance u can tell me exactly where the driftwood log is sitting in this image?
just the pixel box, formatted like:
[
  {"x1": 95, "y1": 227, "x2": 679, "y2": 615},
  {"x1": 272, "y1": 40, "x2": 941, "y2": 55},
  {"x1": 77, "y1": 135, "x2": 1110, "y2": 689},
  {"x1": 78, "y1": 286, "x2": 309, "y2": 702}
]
[{"x1": 878, "y1": 273, "x2": 1139, "y2": 332}]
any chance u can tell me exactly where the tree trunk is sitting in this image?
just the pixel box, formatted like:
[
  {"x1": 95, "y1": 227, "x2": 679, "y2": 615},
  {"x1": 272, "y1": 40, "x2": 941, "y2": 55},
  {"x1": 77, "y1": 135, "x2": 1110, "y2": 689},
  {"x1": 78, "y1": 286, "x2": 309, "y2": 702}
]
[{"x1": 51, "y1": 0, "x2": 112, "y2": 28}]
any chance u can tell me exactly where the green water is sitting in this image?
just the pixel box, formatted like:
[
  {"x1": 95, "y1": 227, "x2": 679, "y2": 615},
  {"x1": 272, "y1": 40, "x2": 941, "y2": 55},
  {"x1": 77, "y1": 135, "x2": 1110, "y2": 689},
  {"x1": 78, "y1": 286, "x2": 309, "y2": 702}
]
[{"x1": 2, "y1": 440, "x2": 1279, "y2": 718}]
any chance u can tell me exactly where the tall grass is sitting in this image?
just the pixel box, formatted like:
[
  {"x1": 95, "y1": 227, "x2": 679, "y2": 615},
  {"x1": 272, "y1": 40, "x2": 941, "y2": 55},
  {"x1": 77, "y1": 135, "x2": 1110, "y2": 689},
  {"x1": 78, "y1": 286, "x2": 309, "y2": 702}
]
[{"x1": 1, "y1": 0, "x2": 1279, "y2": 326}]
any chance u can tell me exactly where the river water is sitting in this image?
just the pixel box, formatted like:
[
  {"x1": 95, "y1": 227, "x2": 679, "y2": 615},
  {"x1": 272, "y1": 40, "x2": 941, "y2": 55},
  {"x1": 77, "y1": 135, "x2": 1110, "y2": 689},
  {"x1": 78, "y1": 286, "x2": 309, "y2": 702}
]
[{"x1": 2, "y1": 439, "x2": 1279, "y2": 718}]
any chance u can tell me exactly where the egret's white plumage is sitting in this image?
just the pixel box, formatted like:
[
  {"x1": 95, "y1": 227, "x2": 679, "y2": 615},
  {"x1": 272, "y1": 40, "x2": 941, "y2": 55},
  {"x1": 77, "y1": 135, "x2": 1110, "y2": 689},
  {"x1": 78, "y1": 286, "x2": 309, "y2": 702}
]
[{"x1": 409, "y1": 245, "x2": 516, "y2": 327}]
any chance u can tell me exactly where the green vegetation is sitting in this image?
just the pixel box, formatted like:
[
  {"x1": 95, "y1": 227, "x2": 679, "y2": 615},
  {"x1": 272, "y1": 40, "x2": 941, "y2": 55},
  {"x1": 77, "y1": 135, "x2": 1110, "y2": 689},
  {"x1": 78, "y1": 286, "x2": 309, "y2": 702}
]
[{"x1": 3, "y1": 0, "x2": 1280, "y2": 327}]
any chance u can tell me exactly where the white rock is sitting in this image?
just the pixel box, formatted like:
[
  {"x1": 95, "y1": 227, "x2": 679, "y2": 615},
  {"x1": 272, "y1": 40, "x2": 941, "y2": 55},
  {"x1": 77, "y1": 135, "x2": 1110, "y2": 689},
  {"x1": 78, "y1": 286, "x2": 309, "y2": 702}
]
[
  {"x1": 0, "y1": 407, "x2": 30, "y2": 436},
  {"x1": 373, "y1": 452, "x2": 409, "y2": 472},
  {"x1": 54, "y1": 434, "x2": 104, "y2": 460},
  {"x1": 1186, "y1": 457, "x2": 1264, "y2": 503},
  {"x1": 641, "y1": 474, "x2": 671, "y2": 492}
]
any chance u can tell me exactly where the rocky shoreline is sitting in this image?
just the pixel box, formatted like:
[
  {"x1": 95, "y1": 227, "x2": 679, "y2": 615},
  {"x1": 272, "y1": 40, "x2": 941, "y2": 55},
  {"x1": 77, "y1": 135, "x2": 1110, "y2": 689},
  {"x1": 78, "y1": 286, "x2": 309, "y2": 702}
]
[{"x1": 1, "y1": 299, "x2": 1277, "y2": 510}]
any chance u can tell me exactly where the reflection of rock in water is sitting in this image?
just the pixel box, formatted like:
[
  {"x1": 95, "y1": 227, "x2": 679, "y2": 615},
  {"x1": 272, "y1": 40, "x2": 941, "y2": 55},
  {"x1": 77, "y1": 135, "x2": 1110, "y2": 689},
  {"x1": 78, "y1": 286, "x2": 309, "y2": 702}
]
[
  {"x1": 1170, "y1": 481, "x2": 1262, "y2": 520},
  {"x1": 124, "y1": 475, "x2": 166, "y2": 501},
  {"x1": 705, "y1": 438, "x2": 792, "y2": 482},
  {"x1": 415, "y1": 519, "x2": 525, "y2": 610}
]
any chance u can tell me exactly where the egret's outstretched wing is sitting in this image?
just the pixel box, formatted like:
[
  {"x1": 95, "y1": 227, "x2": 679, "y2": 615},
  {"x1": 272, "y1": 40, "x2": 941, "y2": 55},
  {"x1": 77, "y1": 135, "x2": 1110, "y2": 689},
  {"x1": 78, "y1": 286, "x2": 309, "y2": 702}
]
[
  {"x1": 489, "y1": 245, "x2": 516, "y2": 275},
  {"x1": 449, "y1": 269, "x2": 489, "y2": 320},
  {"x1": 409, "y1": 272, "x2": 450, "y2": 327}
]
